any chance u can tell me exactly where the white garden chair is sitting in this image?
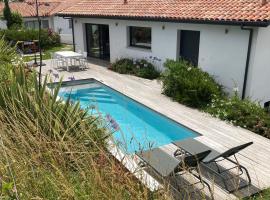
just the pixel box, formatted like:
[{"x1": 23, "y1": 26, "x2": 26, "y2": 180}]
[
  {"x1": 56, "y1": 55, "x2": 67, "y2": 70},
  {"x1": 79, "y1": 52, "x2": 88, "y2": 70}
]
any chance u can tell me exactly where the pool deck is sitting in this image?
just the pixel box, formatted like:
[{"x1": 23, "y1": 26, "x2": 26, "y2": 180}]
[{"x1": 39, "y1": 60, "x2": 270, "y2": 199}]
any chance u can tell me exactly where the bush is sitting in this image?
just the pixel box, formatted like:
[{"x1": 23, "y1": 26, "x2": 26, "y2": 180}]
[
  {"x1": 3, "y1": 0, "x2": 23, "y2": 29},
  {"x1": 111, "y1": 58, "x2": 134, "y2": 74},
  {"x1": 9, "y1": 12, "x2": 23, "y2": 29},
  {"x1": 111, "y1": 58, "x2": 160, "y2": 80},
  {"x1": 161, "y1": 59, "x2": 223, "y2": 108},
  {"x1": 0, "y1": 28, "x2": 60, "y2": 49},
  {"x1": 205, "y1": 95, "x2": 270, "y2": 139}
]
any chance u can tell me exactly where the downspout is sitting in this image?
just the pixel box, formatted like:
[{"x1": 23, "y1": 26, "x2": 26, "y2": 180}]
[
  {"x1": 63, "y1": 17, "x2": 76, "y2": 51},
  {"x1": 241, "y1": 25, "x2": 253, "y2": 100},
  {"x1": 71, "y1": 18, "x2": 76, "y2": 52}
]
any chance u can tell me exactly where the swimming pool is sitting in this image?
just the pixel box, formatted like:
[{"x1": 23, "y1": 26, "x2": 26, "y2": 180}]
[{"x1": 57, "y1": 79, "x2": 199, "y2": 153}]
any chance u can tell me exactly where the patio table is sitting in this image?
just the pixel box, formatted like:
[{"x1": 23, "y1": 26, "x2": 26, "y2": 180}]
[{"x1": 54, "y1": 51, "x2": 83, "y2": 71}]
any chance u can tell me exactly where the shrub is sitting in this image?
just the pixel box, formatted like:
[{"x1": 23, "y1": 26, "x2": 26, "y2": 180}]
[
  {"x1": 3, "y1": 0, "x2": 23, "y2": 29},
  {"x1": 161, "y1": 59, "x2": 223, "y2": 108},
  {"x1": 111, "y1": 58, "x2": 160, "y2": 80},
  {"x1": 134, "y1": 59, "x2": 160, "y2": 79},
  {"x1": 111, "y1": 58, "x2": 134, "y2": 74},
  {"x1": 0, "y1": 28, "x2": 60, "y2": 49},
  {"x1": 3, "y1": 0, "x2": 12, "y2": 28},
  {"x1": 205, "y1": 95, "x2": 270, "y2": 139},
  {"x1": 9, "y1": 12, "x2": 23, "y2": 29}
]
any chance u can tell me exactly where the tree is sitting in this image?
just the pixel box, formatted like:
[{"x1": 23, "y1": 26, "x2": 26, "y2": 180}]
[
  {"x1": 10, "y1": 12, "x2": 23, "y2": 29},
  {"x1": 3, "y1": 1, "x2": 23, "y2": 29},
  {"x1": 3, "y1": 0, "x2": 12, "y2": 28}
]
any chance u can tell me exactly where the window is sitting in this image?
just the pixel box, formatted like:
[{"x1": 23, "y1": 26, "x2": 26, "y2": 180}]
[
  {"x1": 68, "y1": 19, "x2": 72, "y2": 29},
  {"x1": 129, "y1": 26, "x2": 151, "y2": 49},
  {"x1": 24, "y1": 20, "x2": 49, "y2": 29},
  {"x1": 24, "y1": 21, "x2": 39, "y2": 29},
  {"x1": 179, "y1": 30, "x2": 200, "y2": 66},
  {"x1": 42, "y1": 20, "x2": 49, "y2": 29}
]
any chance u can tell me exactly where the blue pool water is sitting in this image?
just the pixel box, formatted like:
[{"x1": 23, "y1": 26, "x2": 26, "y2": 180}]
[{"x1": 58, "y1": 80, "x2": 198, "y2": 153}]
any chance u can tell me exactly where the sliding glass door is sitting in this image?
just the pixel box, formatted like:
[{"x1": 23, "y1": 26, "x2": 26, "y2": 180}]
[{"x1": 85, "y1": 24, "x2": 110, "y2": 60}]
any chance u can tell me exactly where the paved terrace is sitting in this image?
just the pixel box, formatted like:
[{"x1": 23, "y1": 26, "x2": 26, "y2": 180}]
[{"x1": 39, "y1": 60, "x2": 270, "y2": 200}]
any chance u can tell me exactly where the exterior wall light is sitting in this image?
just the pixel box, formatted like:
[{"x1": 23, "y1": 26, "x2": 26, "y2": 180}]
[
  {"x1": 162, "y1": 25, "x2": 165, "y2": 30},
  {"x1": 115, "y1": 22, "x2": 118, "y2": 26},
  {"x1": 225, "y1": 28, "x2": 229, "y2": 34}
]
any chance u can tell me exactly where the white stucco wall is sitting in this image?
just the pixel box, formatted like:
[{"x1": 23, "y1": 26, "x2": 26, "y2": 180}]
[
  {"x1": 0, "y1": 20, "x2": 7, "y2": 29},
  {"x1": 53, "y1": 16, "x2": 73, "y2": 44},
  {"x1": 246, "y1": 26, "x2": 270, "y2": 105},
  {"x1": 23, "y1": 16, "x2": 73, "y2": 44},
  {"x1": 53, "y1": 16, "x2": 72, "y2": 34},
  {"x1": 73, "y1": 18, "x2": 250, "y2": 94}
]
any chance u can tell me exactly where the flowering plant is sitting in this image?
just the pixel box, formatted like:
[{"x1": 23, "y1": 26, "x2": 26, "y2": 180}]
[
  {"x1": 110, "y1": 58, "x2": 160, "y2": 79},
  {"x1": 161, "y1": 59, "x2": 224, "y2": 108}
]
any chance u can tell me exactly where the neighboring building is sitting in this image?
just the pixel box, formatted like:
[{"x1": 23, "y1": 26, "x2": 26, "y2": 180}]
[
  {"x1": 0, "y1": 0, "x2": 79, "y2": 44},
  {"x1": 0, "y1": 19, "x2": 7, "y2": 29},
  {"x1": 58, "y1": 0, "x2": 270, "y2": 106}
]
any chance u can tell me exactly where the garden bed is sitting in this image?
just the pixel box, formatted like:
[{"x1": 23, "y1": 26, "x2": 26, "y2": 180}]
[
  {"x1": 160, "y1": 59, "x2": 270, "y2": 139},
  {"x1": 109, "y1": 58, "x2": 160, "y2": 80}
]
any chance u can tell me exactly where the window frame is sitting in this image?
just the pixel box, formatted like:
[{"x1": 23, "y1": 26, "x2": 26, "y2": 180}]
[
  {"x1": 24, "y1": 20, "x2": 39, "y2": 29},
  {"x1": 42, "y1": 20, "x2": 49, "y2": 29},
  {"x1": 129, "y1": 26, "x2": 151, "y2": 49}
]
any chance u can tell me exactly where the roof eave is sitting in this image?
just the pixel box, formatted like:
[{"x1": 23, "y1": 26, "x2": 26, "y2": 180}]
[{"x1": 57, "y1": 13, "x2": 270, "y2": 27}]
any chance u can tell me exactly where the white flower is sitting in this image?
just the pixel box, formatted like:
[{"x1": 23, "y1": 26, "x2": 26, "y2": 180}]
[
  {"x1": 187, "y1": 67, "x2": 192, "y2": 71},
  {"x1": 233, "y1": 87, "x2": 239, "y2": 92}
]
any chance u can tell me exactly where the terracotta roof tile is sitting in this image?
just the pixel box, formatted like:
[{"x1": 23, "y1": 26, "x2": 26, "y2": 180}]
[
  {"x1": 58, "y1": 0, "x2": 270, "y2": 23},
  {"x1": 0, "y1": 0, "x2": 80, "y2": 17}
]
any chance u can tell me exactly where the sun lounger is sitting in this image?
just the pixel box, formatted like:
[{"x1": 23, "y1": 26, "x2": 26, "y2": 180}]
[
  {"x1": 136, "y1": 148, "x2": 213, "y2": 198},
  {"x1": 173, "y1": 138, "x2": 253, "y2": 193}
]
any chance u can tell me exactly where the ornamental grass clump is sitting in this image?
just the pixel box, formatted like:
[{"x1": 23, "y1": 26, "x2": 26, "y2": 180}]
[
  {"x1": 161, "y1": 59, "x2": 224, "y2": 108},
  {"x1": 0, "y1": 38, "x2": 168, "y2": 199},
  {"x1": 0, "y1": 67, "x2": 167, "y2": 199}
]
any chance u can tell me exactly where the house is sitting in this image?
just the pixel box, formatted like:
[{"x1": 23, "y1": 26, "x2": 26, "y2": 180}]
[
  {"x1": 57, "y1": 0, "x2": 270, "y2": 106},
  {"x1": 0, "y1": 0, "x2": 80, "y2": 44},
  {"x1": 0, "y1": 19, "x2": 6, "y2": 29}
]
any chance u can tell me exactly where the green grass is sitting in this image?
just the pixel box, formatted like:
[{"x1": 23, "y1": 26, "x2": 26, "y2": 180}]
[
  {"x1": 245, "y1": 188, "x2": 270, "y2": 200},
  {"x1": 22, "y1": 44, "x2": 73, "y2": 62}
]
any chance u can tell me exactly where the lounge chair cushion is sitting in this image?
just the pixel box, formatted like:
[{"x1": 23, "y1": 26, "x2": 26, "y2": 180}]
[{"x1": 136, "y1": 148, "x2": 180, "y2": 177}]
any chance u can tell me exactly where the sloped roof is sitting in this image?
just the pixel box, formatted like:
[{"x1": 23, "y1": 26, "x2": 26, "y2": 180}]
[
  {"x1": 58, "y1": 0, "x2": 270, "y2": 25},
  {"x1": 0, "y1": 0, "x2": 80, "y2": 18}
]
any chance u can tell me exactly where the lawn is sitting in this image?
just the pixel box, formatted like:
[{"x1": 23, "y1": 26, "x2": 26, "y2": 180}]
[{"x1": 22, "y1": 44, "x2": 73, "y2": 62}]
